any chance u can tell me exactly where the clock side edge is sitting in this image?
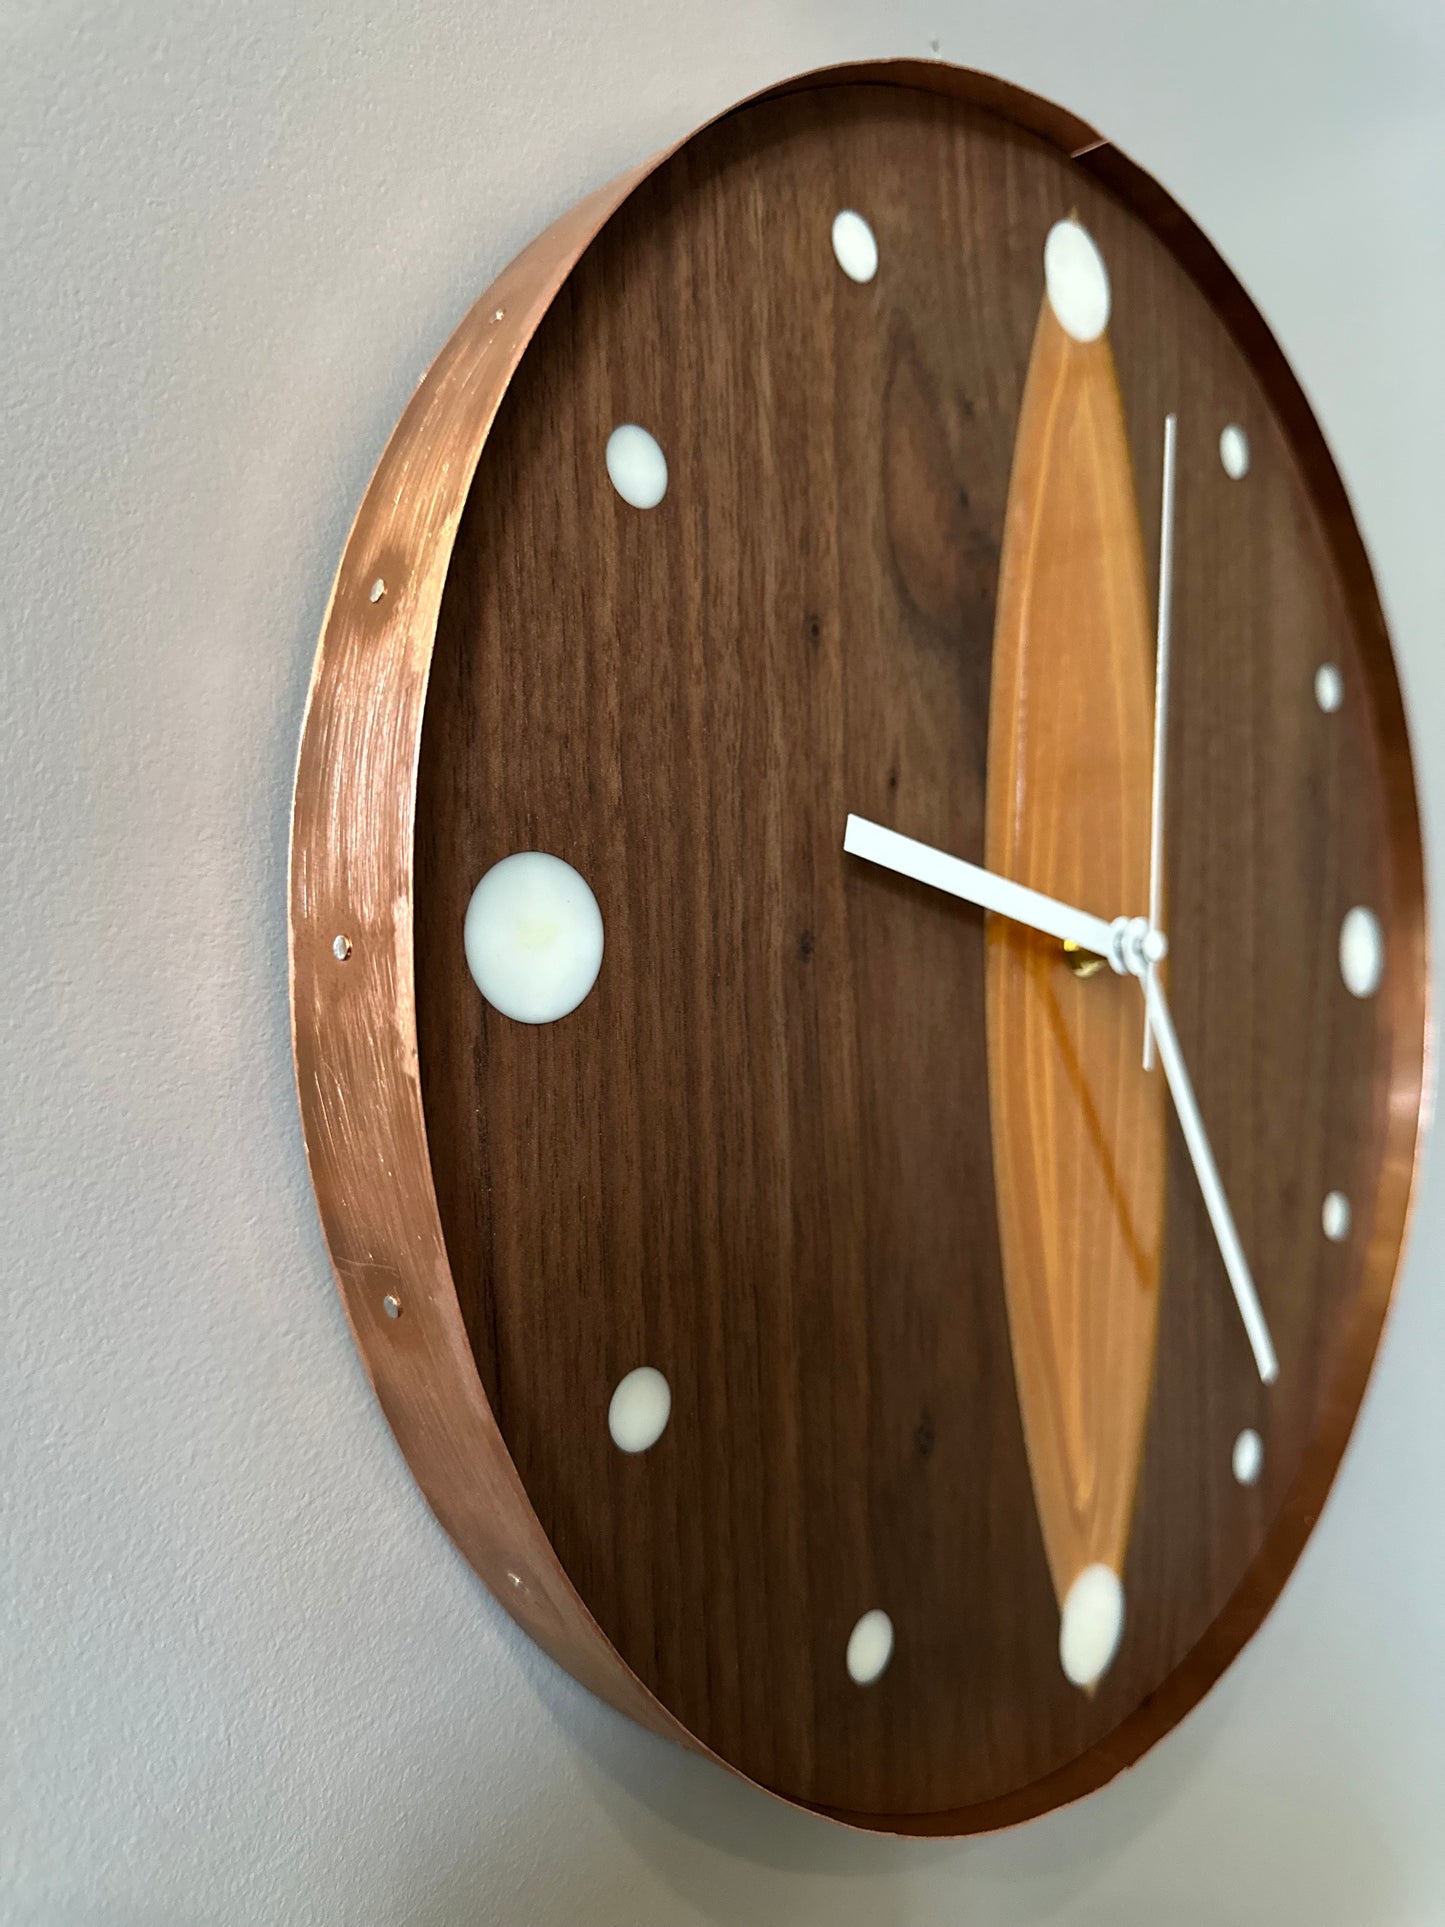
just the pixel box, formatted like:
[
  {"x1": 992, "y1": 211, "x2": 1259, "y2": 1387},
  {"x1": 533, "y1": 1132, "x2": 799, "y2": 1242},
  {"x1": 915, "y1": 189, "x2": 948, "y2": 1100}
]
[{"x1": 284, "y1": 157, "x2": 730, "y2": 1759}]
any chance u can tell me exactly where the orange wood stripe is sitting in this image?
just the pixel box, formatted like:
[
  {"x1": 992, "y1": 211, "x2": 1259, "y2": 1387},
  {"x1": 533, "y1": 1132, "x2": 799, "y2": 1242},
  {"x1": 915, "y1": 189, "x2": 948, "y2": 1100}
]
[{"x1": 985, "y1": 279, "x2": 1167, "y2": 1626}]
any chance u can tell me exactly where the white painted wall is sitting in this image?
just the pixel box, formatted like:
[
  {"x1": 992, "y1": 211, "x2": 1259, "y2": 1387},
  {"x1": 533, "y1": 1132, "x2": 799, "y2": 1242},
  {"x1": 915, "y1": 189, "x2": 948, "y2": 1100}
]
[{"x1": 3, "y1": 2, "x2": 1441, "y2": 1920}]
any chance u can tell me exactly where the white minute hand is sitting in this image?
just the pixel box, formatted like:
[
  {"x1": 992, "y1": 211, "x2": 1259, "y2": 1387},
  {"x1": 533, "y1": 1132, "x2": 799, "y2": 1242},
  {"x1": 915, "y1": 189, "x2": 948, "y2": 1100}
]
[
  {"x1": 844, "y1": 813, "x2": 1279, "y2": 1386},
  {"x1": 1139, "y1": 971, "x2": 1278, "y2": 1382}
]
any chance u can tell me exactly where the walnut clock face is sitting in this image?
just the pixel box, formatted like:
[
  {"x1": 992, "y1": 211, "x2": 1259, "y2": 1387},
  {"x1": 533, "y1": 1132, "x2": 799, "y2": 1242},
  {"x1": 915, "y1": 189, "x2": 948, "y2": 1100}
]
[{"x1": 293, "y1": 66, "x2": 1426, "y2": 1832}]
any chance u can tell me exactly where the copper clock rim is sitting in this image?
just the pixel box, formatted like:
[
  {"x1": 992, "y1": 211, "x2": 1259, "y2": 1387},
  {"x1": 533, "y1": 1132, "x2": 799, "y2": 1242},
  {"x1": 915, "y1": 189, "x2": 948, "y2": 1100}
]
[{"x1": 288, "y1": 55, "x2": 1431, "y2": 1836}]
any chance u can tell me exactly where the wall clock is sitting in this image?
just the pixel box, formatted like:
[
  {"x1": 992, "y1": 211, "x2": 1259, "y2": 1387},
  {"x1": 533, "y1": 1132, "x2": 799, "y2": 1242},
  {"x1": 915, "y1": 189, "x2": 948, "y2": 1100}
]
[{"x1": 290, "y1": 60, "x2": 1428, "y2": 1833}]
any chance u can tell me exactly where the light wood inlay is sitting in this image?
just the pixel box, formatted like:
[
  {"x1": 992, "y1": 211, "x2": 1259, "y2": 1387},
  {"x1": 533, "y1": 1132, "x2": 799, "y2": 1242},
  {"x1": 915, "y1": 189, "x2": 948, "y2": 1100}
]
[{"x1": 985, "y1": 277, "x2": 1167, "y2": 1632}]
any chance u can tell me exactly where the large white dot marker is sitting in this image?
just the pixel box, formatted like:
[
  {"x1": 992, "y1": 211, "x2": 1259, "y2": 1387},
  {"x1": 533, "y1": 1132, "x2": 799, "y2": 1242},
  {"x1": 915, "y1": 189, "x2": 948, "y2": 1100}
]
[
  {"x1": 845, "y1": 1609, "x2": 894, "y2": 1685},
  {"x1": 464, "y1": 852, "x2": 603, "y2": 1024},
  {"x1": 1059, "y1": 1564, "x2": 1124, "y2": 1688},
  {"x1": 1043, "y1": 220, "x2": 1110, "y2": 342},
  {"x1": 605, "y1": 424, "x2": 668, "y2": 509},
  {"x1": 1339, "y1": 905, "x2": 1384, "y2": 999},
  {"x1": 831, "y1": 209, "x2": 879, "y2": 284},
  {"x1": 608, "y1": 1367, "x2": 671, "y2": 1453}
]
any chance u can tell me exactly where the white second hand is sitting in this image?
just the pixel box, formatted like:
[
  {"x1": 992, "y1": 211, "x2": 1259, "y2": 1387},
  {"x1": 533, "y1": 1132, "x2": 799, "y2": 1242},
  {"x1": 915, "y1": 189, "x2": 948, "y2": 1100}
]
[{"x1": 1145, "y1": 412, "x2": 1178, "y2": 1072}]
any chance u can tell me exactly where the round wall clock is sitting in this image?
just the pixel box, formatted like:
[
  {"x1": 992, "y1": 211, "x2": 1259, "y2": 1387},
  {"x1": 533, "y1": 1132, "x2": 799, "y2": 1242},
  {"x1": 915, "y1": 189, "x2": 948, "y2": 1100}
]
[{"x1": 290, "y1": 60, "x2": 1428, "y2": 1832}]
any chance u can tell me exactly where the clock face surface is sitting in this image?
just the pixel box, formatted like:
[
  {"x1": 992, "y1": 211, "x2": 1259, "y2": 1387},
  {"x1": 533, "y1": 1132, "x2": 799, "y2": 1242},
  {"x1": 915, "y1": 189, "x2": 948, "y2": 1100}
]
[{"x1": 411, "y1": 81, "x2": 1422, "y2": 1820}]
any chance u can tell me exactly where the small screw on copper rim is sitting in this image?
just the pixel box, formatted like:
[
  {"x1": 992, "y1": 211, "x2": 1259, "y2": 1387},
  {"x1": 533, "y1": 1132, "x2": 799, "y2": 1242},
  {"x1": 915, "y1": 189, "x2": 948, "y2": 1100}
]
[
  {"x1": 382, "y1": 1294, "x2": 402, "y2": 1320},
  {"x1": 332, "y1": 933, "x2": 353, "y2": 962}
]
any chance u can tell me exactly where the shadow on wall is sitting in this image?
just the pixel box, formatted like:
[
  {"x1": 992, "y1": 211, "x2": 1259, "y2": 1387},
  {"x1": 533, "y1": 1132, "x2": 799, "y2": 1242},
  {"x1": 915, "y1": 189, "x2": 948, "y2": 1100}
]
[
  {"x1": 432, "y1": 1604, "x2": 943, "y2": 1926},
  {"x1": 454, "y1": 1604, "x2": 1406, "y2": 1927}
]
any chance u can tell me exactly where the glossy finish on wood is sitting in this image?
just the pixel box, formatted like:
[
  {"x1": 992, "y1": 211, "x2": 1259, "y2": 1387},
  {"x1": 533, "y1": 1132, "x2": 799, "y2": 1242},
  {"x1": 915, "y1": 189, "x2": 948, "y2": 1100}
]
[
  {"x1": 290, "y1": 62, "x2": 1428, "y2": 1833},
  {"x1": 985, "y1": 283, "x2": 1166, "y2": 1633}
]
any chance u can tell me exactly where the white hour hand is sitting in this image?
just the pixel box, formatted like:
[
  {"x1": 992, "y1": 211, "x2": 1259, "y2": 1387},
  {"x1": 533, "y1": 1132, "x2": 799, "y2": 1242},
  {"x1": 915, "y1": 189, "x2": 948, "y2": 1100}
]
[{"x1": 843, "y1": 814, "x2": 1116, "y2": 960}]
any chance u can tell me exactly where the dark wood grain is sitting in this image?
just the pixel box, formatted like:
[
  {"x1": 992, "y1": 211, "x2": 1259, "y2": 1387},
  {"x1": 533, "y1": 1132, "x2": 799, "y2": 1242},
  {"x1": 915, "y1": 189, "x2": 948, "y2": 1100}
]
[{"x1": 364, "y1": 74, "x2": 1424, "y2": 1828}]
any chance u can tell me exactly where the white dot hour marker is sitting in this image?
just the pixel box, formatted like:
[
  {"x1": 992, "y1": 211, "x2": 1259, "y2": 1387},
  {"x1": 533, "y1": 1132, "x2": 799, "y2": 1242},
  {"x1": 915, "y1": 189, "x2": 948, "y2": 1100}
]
[
  {"x1": 1322, "y1": 1191, "x2": 1352, "y2": 1242},
  {"x1": 608, "y1": 1367, "x2": 671, "y2": 1453},
  {"x1": 605, "y1": 424, "x2": 668, "y2": 509},
  {"x1": 831, "y1": 209, "x2": 878, "y2": 284},
  {"x1": 1043, "y1": 219, "x2": 1110, "y2": 342},
  {"x1": 1314, "y1": 663, "x2": 1344, "y2": 713},
  {"x1": 1232, "y1": 1428, "x2": 1264, "y2": 1487},
  {"x1": 845, "y1": 1609, "x2": 894, "y2": 1684},
  {"x1": 1220, "y1": 423, "x2": 1251, "y2": 479},
  {"x1": 1059, "y1": 1564, "x2": 1124, "y2": 1688},
  {"x1": 1339, "y1": 905, "x2": 1384, "y2": 998},
  {"x1": 464, "y1": 852, "x2": 604, "y2": 1024}
]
